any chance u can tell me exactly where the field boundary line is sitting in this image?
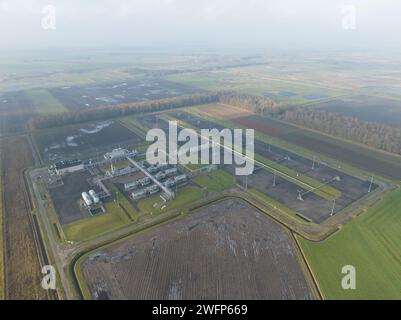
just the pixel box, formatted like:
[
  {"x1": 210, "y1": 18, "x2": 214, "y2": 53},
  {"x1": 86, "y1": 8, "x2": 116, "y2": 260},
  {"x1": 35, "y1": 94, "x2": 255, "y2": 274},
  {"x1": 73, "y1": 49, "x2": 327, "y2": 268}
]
[
  {"x1": 292, "y1": 233, "x2": 325, "y2": 300},
  {"x1": 0, "y1": 142, "x2": 4, "y2": 299}
]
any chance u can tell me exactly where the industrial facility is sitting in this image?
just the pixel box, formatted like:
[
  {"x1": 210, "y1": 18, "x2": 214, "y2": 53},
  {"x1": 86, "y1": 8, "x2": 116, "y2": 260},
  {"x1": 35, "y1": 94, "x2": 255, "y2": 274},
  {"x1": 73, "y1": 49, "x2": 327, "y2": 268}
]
[{"x1": 46, "y1": 145, "x2": 190, "y2": 221}]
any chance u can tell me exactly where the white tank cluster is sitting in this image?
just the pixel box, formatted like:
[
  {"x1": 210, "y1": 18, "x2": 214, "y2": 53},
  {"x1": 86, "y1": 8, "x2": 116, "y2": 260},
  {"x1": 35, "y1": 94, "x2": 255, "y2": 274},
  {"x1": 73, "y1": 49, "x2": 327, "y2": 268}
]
[
  {"x1": 89, "y1": 190, "x2": 100, "y2": 204},
  {"x1": 81, "y1": 192, "x2": 92, "y2": 206},
  {"x1": 82, "y1": 190, "x2": 100, "y2": 207}
]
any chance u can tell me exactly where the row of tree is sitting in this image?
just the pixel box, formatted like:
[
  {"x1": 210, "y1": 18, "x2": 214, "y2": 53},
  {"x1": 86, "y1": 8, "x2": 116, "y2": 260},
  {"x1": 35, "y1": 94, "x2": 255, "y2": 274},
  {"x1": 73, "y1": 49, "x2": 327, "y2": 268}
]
[
  {"x1": 219, "y1": 92, "x2": 284, "y2": 115},
  {"x1": 276, "y1": 107, "x2": 401, "y2": 155},
  {"x1": 30, "y1": 93, "x2": 219, "y2": 129}
]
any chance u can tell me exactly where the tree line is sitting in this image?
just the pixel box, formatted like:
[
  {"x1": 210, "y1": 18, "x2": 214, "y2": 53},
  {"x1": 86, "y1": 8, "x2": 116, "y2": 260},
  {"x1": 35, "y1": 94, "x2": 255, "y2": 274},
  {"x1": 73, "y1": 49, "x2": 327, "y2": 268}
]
[
  {"x1": 275, "y1": 107, "x2": 401, "y2": 155},
  {"x1": 31, "y1": 89, "x2": 400, "y2": 157},
  {"x1": 219, "y1": 93, "x2": 285, "y2": 115},
  {"x1": 218, "y1": 93, "x2": 401, "y2": 156}
]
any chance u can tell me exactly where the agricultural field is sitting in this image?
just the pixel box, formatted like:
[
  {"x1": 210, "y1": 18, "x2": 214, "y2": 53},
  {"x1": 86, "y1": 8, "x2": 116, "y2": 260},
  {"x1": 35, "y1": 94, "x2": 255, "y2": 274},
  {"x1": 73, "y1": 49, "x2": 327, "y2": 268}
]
[
  {"x1": 48, "y1": 79, "x2": 202, "y2": 112},
  {"x1": 192, "y1": 169, "x2": 235, "y2": 193},
  {"x1": 167, "y1": 68, "x2": 347, "y2": 105},
  {"x1": 33, "y1": 120, "x2": 143, "y2": 162},
  {"x1": 299, "y1": 187, "x2": 401, "y2": 299},
  {"x1": 0, "y1": 91, "x2": 35, "y2": 135},
  {"x1": 26, "y1": 89, "x2": 69, "y2": 115},
  {"x1": 80, "y1": 198, "x2": 313, "y2": 299},
  {"x1": 314, "y1": 94, "x2": 401, "y2": 128},
  {"x1": 0, "y1": 136, "x2": 48, "y2": 299},
  {"x1": 0, "y1": 88, "x2": 70, "y2": 135}
]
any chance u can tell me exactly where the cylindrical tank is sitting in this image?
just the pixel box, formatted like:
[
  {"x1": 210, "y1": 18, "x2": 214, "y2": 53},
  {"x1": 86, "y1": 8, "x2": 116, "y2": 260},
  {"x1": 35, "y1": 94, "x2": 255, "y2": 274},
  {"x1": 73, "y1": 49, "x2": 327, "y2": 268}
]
[
  {"x1": 82, "y1": 192, "x2": 93, "y2": 206},
  {"x1": 89, "y1": 190, "x2": 100, "y2": 204}
]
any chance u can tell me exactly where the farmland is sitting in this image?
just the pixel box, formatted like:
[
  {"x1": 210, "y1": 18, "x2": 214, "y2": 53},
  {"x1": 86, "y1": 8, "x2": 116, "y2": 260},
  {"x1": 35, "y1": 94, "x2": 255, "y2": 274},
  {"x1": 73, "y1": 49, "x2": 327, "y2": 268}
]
[
  {"x1": 167, "y1": 68, "x2": 347, "y2": 105},
  {"x1": 33, "y1": 120, "x2": 143, "y2": 162},
  {"x1": 299, "y1": 187, "x2": 401, "y2": 299},
  {"x1": 314, "y1": 94, "x2": 401, "y2": 127},
  {"x1": 48, "y1": 79, "x2": 202, "y2": 112},
  {"x1": 1, "y1": 136, "x2": 48, "y2": 299},
  {"x1": 0, "y1": 91, "x2": 35, "y2": 135},
  {"x1": 80, "y1": 198, "x2": 314, "y2": 300}
]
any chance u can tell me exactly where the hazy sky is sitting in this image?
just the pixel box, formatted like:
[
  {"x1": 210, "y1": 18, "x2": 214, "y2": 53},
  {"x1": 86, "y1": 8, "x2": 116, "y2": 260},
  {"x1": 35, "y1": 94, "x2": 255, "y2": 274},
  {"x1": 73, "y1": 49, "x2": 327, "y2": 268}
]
[{"x1": 0, "y1": 0, "x2": 400, "y2": 50}]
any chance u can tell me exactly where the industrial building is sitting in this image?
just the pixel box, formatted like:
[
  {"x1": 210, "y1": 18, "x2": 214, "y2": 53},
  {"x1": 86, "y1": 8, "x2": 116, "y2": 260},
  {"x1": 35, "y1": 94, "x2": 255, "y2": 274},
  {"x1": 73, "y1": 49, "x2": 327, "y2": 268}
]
[
  {"x1": 124, "y1": 180, "x2": 139, "y2": 191},
  {"x1": 104, "y1": 148, "x2": 138, "y2": 161},
  {"x1": 106, "y1": 165, "x2": 137, "y2": 178},
  {"x1": 51, "y1": 159, "x2": 84, "y2": 175}
]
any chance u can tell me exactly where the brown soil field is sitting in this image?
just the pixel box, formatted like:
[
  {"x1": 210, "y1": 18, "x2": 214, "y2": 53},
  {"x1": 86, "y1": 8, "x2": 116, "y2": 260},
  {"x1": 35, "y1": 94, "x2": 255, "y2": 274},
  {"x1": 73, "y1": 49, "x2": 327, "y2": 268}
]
[
  {"x1": 81, "y1": 198, "x2": 312, "y2": 300},
  {"x1": 1, "y1": 136, "x2": 48, "y2": 299},
  {"x1": 315, "y1": 94, "x2": 401, "y2": 128},
  {"x1": 198, "y1": 103, "x2": 252, "y2": 119},
  {"x1": 281, "y1": 130, "x2": 401, "y2": 180},
  {"x1": 233, "y1": 115, "x2": 287, "y2": 136}
]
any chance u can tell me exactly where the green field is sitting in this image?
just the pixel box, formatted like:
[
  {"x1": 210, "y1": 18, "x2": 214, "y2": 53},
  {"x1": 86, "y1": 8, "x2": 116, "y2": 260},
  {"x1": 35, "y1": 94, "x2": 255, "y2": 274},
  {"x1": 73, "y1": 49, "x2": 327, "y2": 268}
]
[
  {"x1": 138, "y1": 185, "x2": 203, "y2": 214},
  {"x1": 62, "y1": 185, "x2": 138, "y2": 243},
  {"x1": 167, "y1": 69, "x2": 346, "y2": 104},
  {"x1": 63, "y1": 202, "x2": 130, "y2": 242},
  {"x1": 27, "y1": 89, "x2": 69, "y2": 115},
  {"x1": 193, "y1": 170, "x2": 235, "y2": 192},
  {"x1": 299, "y1": 187, "x2": 401, "y2": 299}
]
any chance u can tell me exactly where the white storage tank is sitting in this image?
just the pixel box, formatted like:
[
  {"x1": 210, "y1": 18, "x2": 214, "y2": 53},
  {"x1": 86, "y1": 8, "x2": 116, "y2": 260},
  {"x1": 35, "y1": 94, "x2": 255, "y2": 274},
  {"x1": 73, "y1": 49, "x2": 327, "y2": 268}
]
[
  {"x1": 82, "y1": 192, "x2": 93, "y2": 206},
  {"x1": 89, "y1": 190, "x2": 100, "y2": 204}
]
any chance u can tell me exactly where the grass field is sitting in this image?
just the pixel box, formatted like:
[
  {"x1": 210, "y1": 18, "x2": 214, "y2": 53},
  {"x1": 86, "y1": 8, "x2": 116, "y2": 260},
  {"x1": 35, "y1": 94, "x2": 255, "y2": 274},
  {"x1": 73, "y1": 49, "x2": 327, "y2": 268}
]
[
  {"x1": 167, "y1": 69, "x2": 346, "y2": 104},
  {"x1": 27, "y1": 89, "x2": 68, "y2": 115},
  {"x1": 299, "y1": 187, "x2": 401, "y2": 299},
  {"x1": 62, "y1": 185, "x2": 137, "y2": 242},
  {"x1": 138, "y1": 185, "x2": 203, "y2": 214},
  {"x1": 63, "y1": 201, "x2": 131, "y2": 242},
  {"x1": 193, "y1": 170, "x2": 235, "y2": 192}
]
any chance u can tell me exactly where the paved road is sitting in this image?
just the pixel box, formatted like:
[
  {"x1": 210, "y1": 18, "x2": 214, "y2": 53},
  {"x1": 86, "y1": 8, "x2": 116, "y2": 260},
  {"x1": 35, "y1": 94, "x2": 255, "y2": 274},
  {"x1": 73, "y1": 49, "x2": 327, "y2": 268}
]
[{"x1": 30, "y1": 169, "x2": 76, "y2": 299}]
